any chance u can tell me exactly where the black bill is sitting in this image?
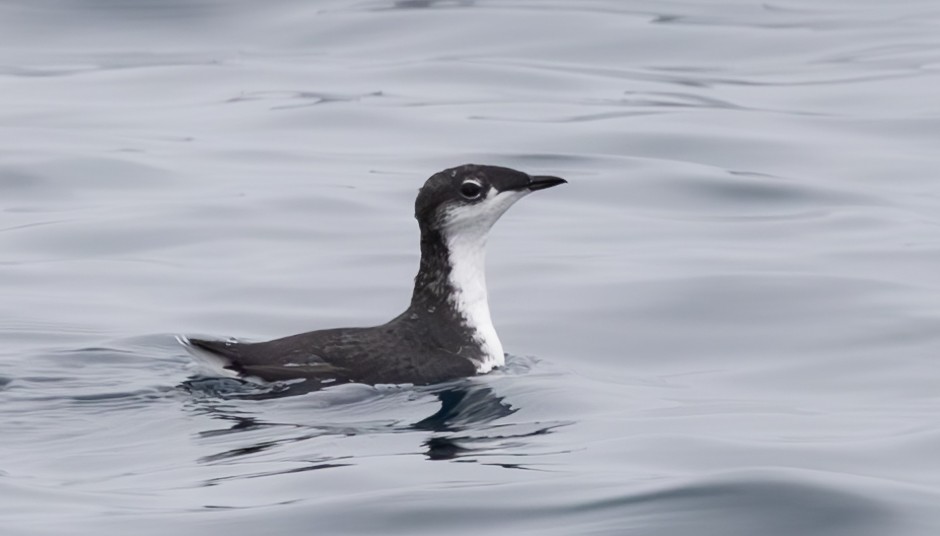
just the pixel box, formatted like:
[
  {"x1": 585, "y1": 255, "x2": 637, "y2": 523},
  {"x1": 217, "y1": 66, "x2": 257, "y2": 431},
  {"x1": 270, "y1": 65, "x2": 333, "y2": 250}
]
[{"x1": 527, "y1": 175, "x2": 568, "y2": 191}]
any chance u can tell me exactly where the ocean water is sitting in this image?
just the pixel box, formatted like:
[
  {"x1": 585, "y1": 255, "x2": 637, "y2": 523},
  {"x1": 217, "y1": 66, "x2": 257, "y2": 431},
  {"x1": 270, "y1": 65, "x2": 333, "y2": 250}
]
[{"x1": 2, "y1": 1, "x2": 940, "y2": 534}]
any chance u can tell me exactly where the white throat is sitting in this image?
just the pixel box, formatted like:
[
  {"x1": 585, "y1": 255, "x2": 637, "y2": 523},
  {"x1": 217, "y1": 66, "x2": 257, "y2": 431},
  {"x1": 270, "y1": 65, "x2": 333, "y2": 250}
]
[
  {"x1": 439, "y1": 188, "x2": 529, "y2": 372},
  {"x1": 444, "y1": 227, "x2": 503, "y2": 372}
]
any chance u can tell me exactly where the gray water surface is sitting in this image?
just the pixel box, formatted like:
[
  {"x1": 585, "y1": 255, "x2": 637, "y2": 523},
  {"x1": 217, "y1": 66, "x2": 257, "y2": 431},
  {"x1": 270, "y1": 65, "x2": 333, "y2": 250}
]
[{"x1": 2, "y1": 1, "x2": 940, "y2": 534}]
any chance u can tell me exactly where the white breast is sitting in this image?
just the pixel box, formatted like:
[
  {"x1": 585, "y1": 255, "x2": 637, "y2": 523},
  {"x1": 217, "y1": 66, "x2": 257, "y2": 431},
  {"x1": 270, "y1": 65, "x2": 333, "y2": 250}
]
[
  {"x1": 445, "y1": 229, "x2": 504, "y2": 372},
  {"x1": 441, "y1": 188, "x2": 529, "y2": 372}
]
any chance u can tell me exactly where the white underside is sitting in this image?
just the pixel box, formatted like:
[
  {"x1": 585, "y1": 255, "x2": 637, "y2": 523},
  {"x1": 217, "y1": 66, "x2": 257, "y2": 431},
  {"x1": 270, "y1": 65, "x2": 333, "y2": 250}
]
[{"x1": 442, "y1": 188, "x2": 529, "y2": 372}]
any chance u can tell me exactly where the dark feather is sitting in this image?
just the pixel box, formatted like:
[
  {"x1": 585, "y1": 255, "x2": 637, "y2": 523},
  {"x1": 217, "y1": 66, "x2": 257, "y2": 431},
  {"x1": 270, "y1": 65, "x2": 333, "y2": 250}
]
[{"x1": 186, "y1": 314, "x2": 477, "y2": 386}]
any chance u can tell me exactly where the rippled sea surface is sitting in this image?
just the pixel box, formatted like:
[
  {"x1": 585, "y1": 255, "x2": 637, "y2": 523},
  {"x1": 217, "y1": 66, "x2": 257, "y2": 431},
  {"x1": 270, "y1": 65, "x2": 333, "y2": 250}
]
[{"x1": 3, "y1": 1, "x2": 940, "y2": 534}]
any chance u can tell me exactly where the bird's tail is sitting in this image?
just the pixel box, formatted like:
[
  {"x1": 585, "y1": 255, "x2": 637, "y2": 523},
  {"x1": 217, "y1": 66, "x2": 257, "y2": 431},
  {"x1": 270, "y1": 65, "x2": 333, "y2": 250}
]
[{"x1": 176, "y1": 334, "x2": 241, "y2": 378}]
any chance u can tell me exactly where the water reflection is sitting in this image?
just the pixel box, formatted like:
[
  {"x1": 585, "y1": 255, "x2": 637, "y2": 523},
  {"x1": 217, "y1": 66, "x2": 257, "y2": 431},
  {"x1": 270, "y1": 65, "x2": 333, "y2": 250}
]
[
  {"x1": 184, "y1": 379, "x2": 565, "y2": 470},
  {"x1": 411, "y1": 385, "x2": 516, "y2": 432}
]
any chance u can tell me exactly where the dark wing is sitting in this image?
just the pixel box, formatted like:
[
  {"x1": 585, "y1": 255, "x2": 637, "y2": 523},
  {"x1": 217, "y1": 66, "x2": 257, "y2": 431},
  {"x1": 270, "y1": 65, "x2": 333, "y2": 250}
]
[
  {"x1": 185, "y1": 332, "x2": 353, "y2": 383},
  {"x1": 183, "y1": 322, "x2": 477, "y2": 386}
]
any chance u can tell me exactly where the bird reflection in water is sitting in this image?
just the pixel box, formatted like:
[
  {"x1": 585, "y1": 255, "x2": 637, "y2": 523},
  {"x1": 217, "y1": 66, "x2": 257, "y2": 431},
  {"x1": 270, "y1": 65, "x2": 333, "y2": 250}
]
[{"x1": 182, "y1": 378, "x2": 567, "y2": 472}]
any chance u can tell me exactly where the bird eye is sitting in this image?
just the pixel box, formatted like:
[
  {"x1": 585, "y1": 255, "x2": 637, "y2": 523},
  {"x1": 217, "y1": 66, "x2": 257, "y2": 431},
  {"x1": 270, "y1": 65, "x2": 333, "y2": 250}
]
[{"x1": 460, "y1": 180, "x2": 483, "y2": 199}]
